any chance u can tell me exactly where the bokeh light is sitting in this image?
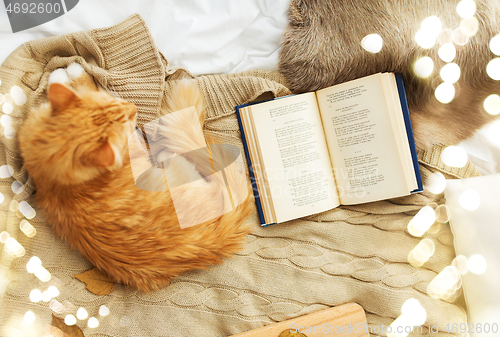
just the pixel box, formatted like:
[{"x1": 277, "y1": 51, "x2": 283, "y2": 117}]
[
  {"x1": 5, "y1": 237, "x2": 25, "y2": 257},
  {"x1": 415, "y1": 29, "x2": 437, "y2": 49},
  {"x1": 427, "y1": 266, "x2": 461, "y2": 299},
  {"x1": 421, "y1": 16, "x2": 442, "y2": 34},
  {"x1": 486, "y1": 58, "x2": 500, "y2": 80},
  {"x1": 460, "y1": 17, "x2": 479, "y2": 37},
  {"x1": 0, "y1": 231, "x2": 9, "y2": 243},
  {"x1": 20, "y1": 219, "x2": 36, "y2": 238},
  {"x1": 361, "y1": 33, "x2": 383, "y2": 53},
  {"x1": 65, "y1": 314, "x2": 77, "y2": 326},
  {"x1": 456, "y1": 0, "x2": 476, "y2": 19},
  {"x1": 434, "y1": 82, "x2": 455, "y2": 104},
  {"x1": 490, "y1": 34, "x2": 500, "y2": 55},
  {"x1": 408, "y1": 206, "x2": 436, "y2": 237},
  {"x1": 452, "y1": 27, "x2": 469, "y2": 45},
  {"x1": 438, "y1": 43, "x2": 456, "y2": 62},
  {"x1": 24, "y1": 311, "x2": 35, "y2": 324},
  {"x1": 47, "y1": 286, "x2": 60, "y2": 298},
  {"x1": 99, "y1": 305, "x2": 110, "y2": 317},
  {"x1": 0, "y1": 115, "x2": 12, "y2": 127},
  {"x1": 413, "y1": 56, "x2": 434, "y2": 78},
  {"x1": 408, "y1": 238, "x2": 435, "y2": 267},
  {"x1": 2, "y1": 102, "x2": 13, "y2": 114},
  {"x1": 50, "y1": 299, "x2": 64, "y2": 313},
  {"x1": 458, "y1": 189, "x2": 481, "y2": 210},
  {"x1": 26, "y1": 256, "x2": 42, "y2": 274},
  {"x1": 414, "y1": 16, "x2": 442, "y2": 50},
  {"x1": 9, "y1": 200, "x2": 19, "y2": 212},
  {"x1": 30, "y1": 289, "x2": 42, "y2": 303},
  {"x1": 88, "y1": 317, "x2": 99, "y2": 329},
  {"x1": 0, "y1": 165, "x2": 14, "y2": 178},
  {"x1": 426, "y1": 172, "x2": 446, "y2": 194},
  {"x1": 467, "y1": 254, "x2": 487, "y2": 274},
  {"x1": 34, "y1": 266, "x2": 51, "y2": 282},
  {"x1": 484, "y1": 94, "x2": 500, "y2": 115},
  {"x1": 19, "y1": 201, "x2": 36, "y2": 219},
  {"x1": 440, "y1": 63, "x2": 461, "y2": 83},
  {"x1": 11, "y1": 181, "x2": 24, "y2": 194},
  {"x1": 388, "y1": 315, "x2": 412, "y2": 337},
  {"x1": 77, "y1": 307, "x2": 88, "y2": 320},
  {"x1": 401, "y1": 298, "x2": 427, "y2": 326},
  {"x1": 434, "y1": 204, "x2": 451, "y2": 223},
  {"x1": 10, "y1": 86, "x2": 27, "y2": 106},
  {"x1": 452, "y1": 255, "x2": 469, "y2": 274},
  {"x1": 120, "y1": 316, "x2": 132, "y2": 327},
  {"x1": 4, "y1": 126, "x2": 16, "y2": 139},
  {"x1": 441, "y1": 146, "x2": 468, "y2": 167},
  {"x1": 42, "y1": 290, "x2": 52, "y2": 302}
]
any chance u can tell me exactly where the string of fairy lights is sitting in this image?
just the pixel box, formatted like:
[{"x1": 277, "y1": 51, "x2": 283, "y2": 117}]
[
  {"x1": 0, "y1": 71, "x2": 110, "y2": 337},
  {"x1": 0, "y1": 0, "x2": 498, "y2": 335},
  {"x1": 361, "y1": 1, "x2": 494, "y2": 336}
]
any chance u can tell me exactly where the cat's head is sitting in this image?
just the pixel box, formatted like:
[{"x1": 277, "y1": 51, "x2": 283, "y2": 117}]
[{"x1": 19, "y1": 83, "x2": 137, "y2": 185}]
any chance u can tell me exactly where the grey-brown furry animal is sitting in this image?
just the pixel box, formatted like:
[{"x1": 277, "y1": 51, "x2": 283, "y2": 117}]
[{"x1": 279, "y1": 0, "x2": 500, "y2": 149}]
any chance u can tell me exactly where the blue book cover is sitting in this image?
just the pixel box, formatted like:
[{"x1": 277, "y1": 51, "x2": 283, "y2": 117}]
[{"x1": 395, "y1": 74, "x2": 423, "y2": 193}]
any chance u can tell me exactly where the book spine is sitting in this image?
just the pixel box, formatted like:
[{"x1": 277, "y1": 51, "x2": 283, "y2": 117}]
[
  {"x1": 235, "y1": 104, "x2": 268, "y2": 225},
  {"x1": 395, "y1": 74, "x2": 424, "y2": 193}
]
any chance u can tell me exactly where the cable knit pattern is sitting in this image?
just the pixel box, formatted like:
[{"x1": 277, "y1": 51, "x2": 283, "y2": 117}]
[{"x1": 0, "y1": 15, "x2": 479, "y2": 337}]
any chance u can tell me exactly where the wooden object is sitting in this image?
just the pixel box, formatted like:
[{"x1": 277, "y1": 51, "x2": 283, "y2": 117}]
[{"x1": 231, "y1": 303, "x2": 370, "y2": 337}]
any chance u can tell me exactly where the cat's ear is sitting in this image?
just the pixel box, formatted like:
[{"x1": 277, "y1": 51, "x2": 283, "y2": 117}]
[
  {"x1": 86, "y1": 143, "x2": 116, "y2": 168},
  {"x1": 48, "y1": 83, "x2": 77, "y2": 112}
]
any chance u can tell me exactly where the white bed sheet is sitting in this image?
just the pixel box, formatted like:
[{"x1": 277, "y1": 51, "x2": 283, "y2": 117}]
[
  {"x1": 0, "y1": 0, "x2": 290, "y2": 75},
  {"x1": 1, "y1": 0, "x2": 499, "y2": 175}
]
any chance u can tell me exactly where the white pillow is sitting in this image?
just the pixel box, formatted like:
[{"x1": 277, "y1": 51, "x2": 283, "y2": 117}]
[{"x1": 445, "y1": 174, "x2": 500, "y2": 337}]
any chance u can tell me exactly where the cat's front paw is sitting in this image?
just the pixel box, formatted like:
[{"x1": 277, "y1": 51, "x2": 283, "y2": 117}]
[
  {"x1": 48, "y1": 68, "x2": 70, "y2": 85},
  {"x1": 66, "y1": 62, "x2": 97, "y2": 90},
  {"x1": 66, "y1": 62, "x2": 86, "y2": 80}
]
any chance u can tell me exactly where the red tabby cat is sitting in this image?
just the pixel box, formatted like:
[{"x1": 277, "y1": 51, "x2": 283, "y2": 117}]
[{"x1": 18, "y1": 63, "x2": 252, "y2": 291}]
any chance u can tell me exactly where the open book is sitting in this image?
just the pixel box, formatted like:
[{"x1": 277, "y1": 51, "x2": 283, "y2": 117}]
[{"x1": 236, "y1": 73, "x2": 422, "y2": 226}]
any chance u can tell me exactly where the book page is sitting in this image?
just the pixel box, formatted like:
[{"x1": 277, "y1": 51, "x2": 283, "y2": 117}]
[
  {"x1": 381, "y1": 74, "x2": 418, "y2": 192},
  {"x1": 245, "y1": 93, "x2": 340, "y2": 223},
  {"x1": 316, "y1": 74, "x2": 410, "y2": 204}
]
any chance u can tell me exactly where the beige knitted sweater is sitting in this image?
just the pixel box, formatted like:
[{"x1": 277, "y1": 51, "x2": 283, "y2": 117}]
[{"x1": 0, "y1": 15, "x2": 479, "y2": 337}]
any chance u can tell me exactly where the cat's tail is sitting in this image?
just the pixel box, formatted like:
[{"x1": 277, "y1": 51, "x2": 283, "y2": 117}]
[
  {"x1": 159, "y1": 79, "x2": 207, "y2": 155},
  {"x1": 165, "y1": 79, "x2": 206, "y2": 126},
  {"x1": 206, "y1": 136, "x2": 252, "y2": 216},
  {"x1": 161, "y1": 80, "x2": 251, "y2": 219}
]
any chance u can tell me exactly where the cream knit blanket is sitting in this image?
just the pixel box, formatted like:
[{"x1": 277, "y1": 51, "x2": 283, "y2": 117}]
[{"x1": 0, "y1": 15, "x2": 479, "y2": 337}]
